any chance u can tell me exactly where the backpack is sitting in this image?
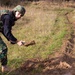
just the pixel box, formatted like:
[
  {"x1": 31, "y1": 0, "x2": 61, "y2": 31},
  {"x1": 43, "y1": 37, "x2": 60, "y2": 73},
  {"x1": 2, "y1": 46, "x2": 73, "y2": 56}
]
[{"x1": 0, "y1": 10, "x2": 9, "y2": 31}]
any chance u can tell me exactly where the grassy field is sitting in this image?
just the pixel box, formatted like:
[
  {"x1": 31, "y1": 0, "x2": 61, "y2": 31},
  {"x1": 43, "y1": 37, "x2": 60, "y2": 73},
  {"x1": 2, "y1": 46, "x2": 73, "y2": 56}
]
[{"x1": 0, "y1": 1, "x2": 74, "y2": 75}]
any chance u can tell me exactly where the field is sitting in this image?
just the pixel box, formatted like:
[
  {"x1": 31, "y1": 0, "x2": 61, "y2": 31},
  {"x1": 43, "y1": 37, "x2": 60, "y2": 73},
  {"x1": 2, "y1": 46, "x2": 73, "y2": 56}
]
[{"x1": 0, "y1": 1, "x2": 75, "y2": 75}]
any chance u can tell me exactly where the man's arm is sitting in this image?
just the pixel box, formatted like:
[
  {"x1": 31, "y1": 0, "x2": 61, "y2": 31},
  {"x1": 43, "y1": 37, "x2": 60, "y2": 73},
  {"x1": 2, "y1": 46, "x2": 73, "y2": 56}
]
[{"x1": 2, "y1": 15, "x2": 17, "y2": 44}]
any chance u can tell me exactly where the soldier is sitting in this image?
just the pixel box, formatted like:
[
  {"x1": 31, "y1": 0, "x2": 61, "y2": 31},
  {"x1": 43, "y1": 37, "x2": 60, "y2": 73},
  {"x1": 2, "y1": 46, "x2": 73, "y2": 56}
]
[{"x1": 0, "y1": 5, "x2": 26, "y2": 72}]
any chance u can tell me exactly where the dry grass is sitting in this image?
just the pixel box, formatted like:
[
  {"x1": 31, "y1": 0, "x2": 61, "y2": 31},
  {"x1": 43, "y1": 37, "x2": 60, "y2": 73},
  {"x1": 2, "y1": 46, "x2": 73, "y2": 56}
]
[{"x1": 0, "y1": 1, "x2": 74, "y2": 75}]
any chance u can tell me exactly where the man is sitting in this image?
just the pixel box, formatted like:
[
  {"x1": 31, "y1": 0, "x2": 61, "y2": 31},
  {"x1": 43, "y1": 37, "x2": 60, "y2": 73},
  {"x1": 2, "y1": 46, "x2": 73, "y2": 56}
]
[{"x1": 0, "y1": 5, "x2": 26, "y2": 72}]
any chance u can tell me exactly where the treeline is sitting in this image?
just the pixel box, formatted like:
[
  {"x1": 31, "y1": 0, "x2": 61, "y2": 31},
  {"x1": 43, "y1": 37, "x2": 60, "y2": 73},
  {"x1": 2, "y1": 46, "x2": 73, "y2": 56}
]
[
  {"x1": 0, "y1": 0, "x2": 75, "y2": 6},
  {"x1": 0, "y1": 0, "x2": 40, "y2": 6}
]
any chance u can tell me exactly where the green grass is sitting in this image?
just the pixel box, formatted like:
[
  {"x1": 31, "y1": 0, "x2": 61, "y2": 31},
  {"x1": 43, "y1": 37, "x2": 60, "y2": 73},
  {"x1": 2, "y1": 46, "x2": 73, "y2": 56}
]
[{"x1": 0, "y1": 2, "x2": 74, "y2": 75}]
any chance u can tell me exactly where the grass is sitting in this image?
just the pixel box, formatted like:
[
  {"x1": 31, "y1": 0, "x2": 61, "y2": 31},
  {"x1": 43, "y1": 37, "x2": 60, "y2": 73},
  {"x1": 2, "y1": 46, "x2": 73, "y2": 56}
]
[{"x1": 0, "y1": 2, "x2": 74, "y2": 75}]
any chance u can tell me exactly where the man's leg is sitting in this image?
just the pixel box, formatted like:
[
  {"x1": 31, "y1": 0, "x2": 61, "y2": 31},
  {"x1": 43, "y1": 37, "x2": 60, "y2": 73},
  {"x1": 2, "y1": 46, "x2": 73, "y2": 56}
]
[
  {"x1": 1, "y1": 49, "x2": 7, "y2": 66},
  {"x1": 0, "y1": 37, "x2": 9, "y2": 72},
  {"x1": 1, "y1": 52, "x2": 8, "y2": 72}
]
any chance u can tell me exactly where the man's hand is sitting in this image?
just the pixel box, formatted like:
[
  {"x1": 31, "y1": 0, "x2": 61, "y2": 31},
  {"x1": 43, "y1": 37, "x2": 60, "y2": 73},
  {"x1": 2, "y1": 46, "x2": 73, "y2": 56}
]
[
  {"x1": 17, "y1": 40, "x2": 35, "y2": 46},
  {"x1": 17, "y1": 41, "x2": 25, "y2": 46}
]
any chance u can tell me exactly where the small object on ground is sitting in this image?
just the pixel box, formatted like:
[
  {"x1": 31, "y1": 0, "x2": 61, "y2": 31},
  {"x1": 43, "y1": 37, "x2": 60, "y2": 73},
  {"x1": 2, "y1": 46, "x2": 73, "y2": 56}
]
[{"x1": 22, "y1": 40, "x2": 36, "y2": 47}]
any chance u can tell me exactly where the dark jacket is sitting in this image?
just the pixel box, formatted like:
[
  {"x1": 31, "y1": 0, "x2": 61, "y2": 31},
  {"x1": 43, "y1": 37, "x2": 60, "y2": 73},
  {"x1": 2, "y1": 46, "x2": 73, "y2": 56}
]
[{"x1": 1, "y1": 11, "x2": 17, "y2": 44}]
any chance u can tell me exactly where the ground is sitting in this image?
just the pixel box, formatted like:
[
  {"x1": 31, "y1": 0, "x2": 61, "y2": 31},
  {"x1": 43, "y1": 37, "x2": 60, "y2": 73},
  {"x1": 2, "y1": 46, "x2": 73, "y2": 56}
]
[
  {"x1": 18, "y1": 24, "x2": 75, "y2": 75},
  {"x1": 9, "y1": 3, "x2": 75, "y2": 75},
  {"x1": 10, "y1": 32, "x2": 75, "y2": 75},
  {"x1": 18, "y1": 30, "x2": 75, "y2": 75},
  {"x1": 3, "y1": 1, "x2": 75, "y2": 75}
]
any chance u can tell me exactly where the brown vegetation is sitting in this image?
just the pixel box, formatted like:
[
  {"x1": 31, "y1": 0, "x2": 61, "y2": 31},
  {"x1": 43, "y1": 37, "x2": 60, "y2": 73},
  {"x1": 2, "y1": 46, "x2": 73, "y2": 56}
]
[{"x1": 0, "y1": 0, "x2": 75, "y2": 6}]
